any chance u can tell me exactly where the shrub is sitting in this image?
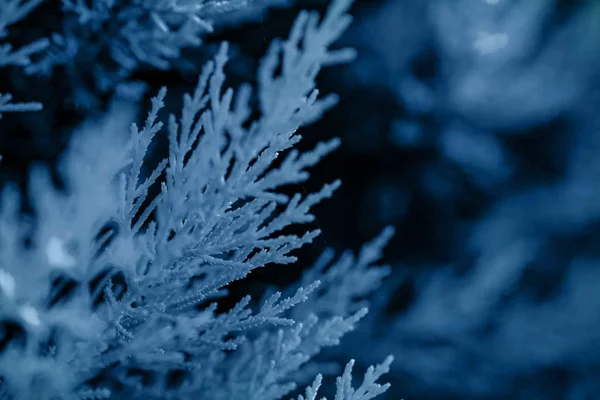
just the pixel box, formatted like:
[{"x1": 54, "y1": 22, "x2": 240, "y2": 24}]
[{"x1": 0, "y1": 0, "x2": 393, "y2": 398}]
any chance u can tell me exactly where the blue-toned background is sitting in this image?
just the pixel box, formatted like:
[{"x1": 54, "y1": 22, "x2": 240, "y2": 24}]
[{"x1": 2, "y1": 0, "x2": 600, "y2": 398}]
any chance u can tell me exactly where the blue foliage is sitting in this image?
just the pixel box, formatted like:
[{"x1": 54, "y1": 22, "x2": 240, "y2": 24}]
[
  {"x1": 0, "y1": 0, "x2": 394, "y2": 398},
  {"x1": 2, "y1": 0, "x2": 292, "y2": 109},
  {"x1": 0, "y1": 0, "x2": 49, "y2": 117},
  {"x1": 10, "y1": 0, "x2": 600, "y2": 398},
  {"x1": 324, "y1": 0, "x2": 600, "y2": 398}
]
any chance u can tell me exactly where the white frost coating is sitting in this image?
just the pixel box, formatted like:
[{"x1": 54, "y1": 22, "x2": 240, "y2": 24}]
[
  {"x1": 19, "y1": 304, "x2": 41, "y2": 327},
  {"x1": 46, "y1": 236, "x2": 77, "y2": 269},
  {"x1": 474, "y1": 31, "x2": 509, "y2": 54},
  {"x1": 0, "y1": 268, "x2": 15, "y2": 299}
]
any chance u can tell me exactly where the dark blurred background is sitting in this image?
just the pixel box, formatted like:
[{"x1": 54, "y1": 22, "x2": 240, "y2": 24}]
[{"x1": 2, "y1": 0, "x2": 600, "y2": 398}]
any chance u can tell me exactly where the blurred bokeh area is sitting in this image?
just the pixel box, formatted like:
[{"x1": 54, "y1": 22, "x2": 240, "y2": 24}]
[
  {"x1": 2, "y1": 0, "x2": 600, "y2": 398},
  {"x1": 316, "y1": 1, "x2": 600, "y2": 398}
]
